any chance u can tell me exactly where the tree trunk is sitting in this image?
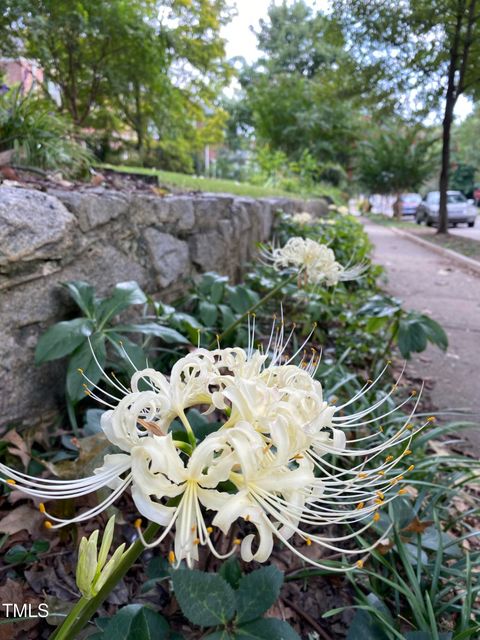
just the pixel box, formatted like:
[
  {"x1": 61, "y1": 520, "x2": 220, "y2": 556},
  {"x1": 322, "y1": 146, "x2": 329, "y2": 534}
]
[{"x1": 438, "y1": 95, "x2": 455, "y2": 234}]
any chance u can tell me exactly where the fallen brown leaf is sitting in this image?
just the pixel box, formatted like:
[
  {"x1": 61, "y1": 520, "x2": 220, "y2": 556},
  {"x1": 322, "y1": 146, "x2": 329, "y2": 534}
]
[
  {"x1": 3, "y1": 431, "x2": 30, "y2": 469},
  {"x1": 0, "y1": 504, "x2": 44, "y2": 536},
  {"x1": 402, "y1": 517, "x2": 434, "y2": 534}
]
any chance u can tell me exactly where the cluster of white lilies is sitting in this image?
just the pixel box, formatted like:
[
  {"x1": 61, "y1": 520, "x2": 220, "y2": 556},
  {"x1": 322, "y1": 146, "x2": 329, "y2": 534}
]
[{"x1": 0, "y1": 316, "x2": 425, "y2": 571}]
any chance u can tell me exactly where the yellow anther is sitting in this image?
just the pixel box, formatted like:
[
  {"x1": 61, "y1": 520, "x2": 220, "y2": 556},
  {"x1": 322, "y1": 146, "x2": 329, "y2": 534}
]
[
  {"x1": 398, "y1": 488, "x2": 408, "y2": 495},
  {"x1": 356, "y1": 502, "x2": 365, "y2": 510},
  {"x1": 206, "y1": 527, "x2": 213, "y2": 534},
  {"x1": 404, "y1": 450, "x2": 412, "y2": 456},
  {"x1": 374, "y1": 498, "x2": 384, "y2": 505},
  {"x1": 44, "y1": 521, "x2": 53, "y2": 529},
  {"x1": 356, "y1": 559, "x2": 364, "y2": 568},
  {"x1": 84, "y1": 389, "x2": 91, "y2": 396},
  {"x1": 392, "y1": 384, "x2": 398, "y2": 391},
  {"x1": 377, "y1": 471, "x2": 385, "y2": 476},
  {"x1": 6, "y1": 479, "x2": 16, "y2": 485},
  {"x1": 292, "y1": 454, "x2": 304, "y2": 460},
  {"x1": 193, "y1": 538, "x2": 200, "y2": 546},
  {"x1": 134, "y1": 518, "x2": 142, "y2": 529},
  {"x1": 233, "y1": 538, "x2": 241, "y2": 546},
  {"x1": 387, "y1": 360, "x2": 392, "y2": 365},
  {"x1": 411, "y1": 390, "x2": 417, "y2": 396},
  {"x1": 406, "y1": 423, "x2": 414, "y2": 430},
  {"x1": 168, "y1": 550, "x2": 176, "y2": 564},
  {"x1": 407, "y1": 465, "x2": 415, "y2": 472},
  {"x1": 245, "y1": 515, "x2": 251, "y2": 522},
  {"x1": 191, "y1": 525, "x2": 196, "y2": 532},
  {"x1": 385, "y1": 455, "x2": 394, "y2": 463},
  {"x1": 357, "y1": 473, "x2": 368, "y2": 479},
  {"x1": 367, "y1": 379, "x2": 373, "y2": 384},
  {"x1": 376, "y1": 491, "x2": 385, "y2": 500},
  {"x1": 77, "y1": 368, "x2": 84, "y2": 374},
  {"x1": 427, "y1": 416, "x2": 436, "y2": 423},
  {"x1": 379, "y1": 426, "x2": 384, "y2": 433},
  {"x1": 305, "y1": 537, "x2": 312, "y2": 546},
  {"x1": 39, "y1": 503, "x2": 46, "y2": 513},
  {"x1": 373, "y1": 512, "x2": 380, "y2": 522}
]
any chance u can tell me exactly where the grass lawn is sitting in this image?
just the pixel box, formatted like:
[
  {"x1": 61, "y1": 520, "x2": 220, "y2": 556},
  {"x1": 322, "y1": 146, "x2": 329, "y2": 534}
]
[
  {"x1": 366, "y1": 213, "x2": 480, "y2": 262},
  {"x1": 98, "y1": 163, "x2": 342, "y2": 201}
]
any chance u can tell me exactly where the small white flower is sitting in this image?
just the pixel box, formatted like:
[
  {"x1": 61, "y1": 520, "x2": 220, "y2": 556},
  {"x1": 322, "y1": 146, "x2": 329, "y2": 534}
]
[
  {"x1": 292, "y1": 212, "x2": 313, "y2": 225},
  {"x1": 263, "y1": 237, "x2": 365, "y2": 286},
  {"x1": 1, "y1": 321, "x2": 426, "y2": 571}
]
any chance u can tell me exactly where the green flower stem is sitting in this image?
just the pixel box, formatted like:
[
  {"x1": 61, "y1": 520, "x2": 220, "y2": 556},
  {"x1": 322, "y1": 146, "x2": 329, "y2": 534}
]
[
  {"x1": 51, "y1": 522, "x2": 161, "y2": 640},
  {"x1": 208, "y1": 272, "x2": 298, "y2": 349}
]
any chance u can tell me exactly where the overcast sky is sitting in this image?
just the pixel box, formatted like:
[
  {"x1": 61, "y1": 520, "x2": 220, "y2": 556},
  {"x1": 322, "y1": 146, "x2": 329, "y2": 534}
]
[{"x1": 221, "y1": 0, "x2": 472, "y2": 120}]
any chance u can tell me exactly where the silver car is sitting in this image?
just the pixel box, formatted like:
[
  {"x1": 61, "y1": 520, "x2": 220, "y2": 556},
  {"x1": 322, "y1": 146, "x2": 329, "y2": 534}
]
[{"x1": 415, "y1": 191, "x2": 477, "y2": 227}]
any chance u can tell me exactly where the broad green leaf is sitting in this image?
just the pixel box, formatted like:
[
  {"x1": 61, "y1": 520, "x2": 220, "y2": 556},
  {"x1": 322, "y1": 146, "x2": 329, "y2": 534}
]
[
  {"x1": 346, "y1": 609, "x2": 391, "y2": 640},
  {"x1": 211, "y1": 278, "x2": 226, "y2": 304},
  {"x1": 235, "y1": 566, "x2": 284, "y2": 624},
  {"x1": 419, "y1": 316, "x2": 448, "y2": 351},
  {"x1": 35, "y1": 318, "x2": 93, "y2": 363},
  {"x1": 219, "y1": 556, "x2": 243, "y2": 590},
  {"x1": 219, "y1": 304, "x2": 237, "y2": 330},
  {"x1": 197, "y1": 272, "x2": 224, "y2": 296},
  {"x1": 4, "y1": 545, "x2": 29, "y2": 564},
  {"x1": 93, "y1": 604, "x2": 170, "y2": 639},
  {"x1": 227, "y1": 285, "x2": 259, "y2": 314},
  {"x1": 62, "y1": 281, "x2": 97, "y2": 317},
  {"x1": 66, "y1": 333, "x2": 106, "y2": 402},
  {"x1": 114, "y1": 322, "x2": 189, "y2": 344},
  {"x1": 108, "y1": 332, "x2": 147, "y2": 372},
  {"x1": 199, "y1": 300, "x2": 218, "y2": 326},
  {"x1": 204, "y1": 632, "x2": 235, "y2": 640},
  {"x1": 171, "y1": 568, "x2": 236, "y2": 627},
  {"x1": 236, "y1": 618, "x2": 300, "y2": 639},
  {"x1": 96, "y1": 281, "x2": 147, "y2": 326}
]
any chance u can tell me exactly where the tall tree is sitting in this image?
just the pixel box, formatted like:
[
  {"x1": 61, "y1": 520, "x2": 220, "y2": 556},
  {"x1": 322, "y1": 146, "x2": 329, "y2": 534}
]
[
  {"x1": 238, "y1": 1, "x2": 363, "y2": 172},
  {"x1": 333, "y1": 0, "x2": 480, "y2": 233},
  {"x1": 357, "y1": 126, "x2": 436, "y2": 198},
  {"x1": 0, "y1": 0, "x2": 231, "y2": 163}
]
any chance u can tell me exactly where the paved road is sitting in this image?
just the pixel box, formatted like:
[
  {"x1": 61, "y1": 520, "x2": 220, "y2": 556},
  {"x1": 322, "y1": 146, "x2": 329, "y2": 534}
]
[
  {"x1": 363, "y1": 220, "x2": 480, "y2": 452},
  {"x1": 450, "y1": 216, "x2": 480, "y2": 242}
]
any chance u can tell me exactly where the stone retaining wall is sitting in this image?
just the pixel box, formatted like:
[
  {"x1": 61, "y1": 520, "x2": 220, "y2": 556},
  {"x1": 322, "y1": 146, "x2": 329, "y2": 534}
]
[{"x1": 0, "y1": 184, "x2": 327, "y2": 428}]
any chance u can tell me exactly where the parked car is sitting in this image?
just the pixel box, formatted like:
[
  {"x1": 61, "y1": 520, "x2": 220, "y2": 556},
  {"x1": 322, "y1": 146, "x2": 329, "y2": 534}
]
[
  {"x1": 415, "y1": 191, "x2": 477, "y2": 227},
  {"x1": 395, "y1": 193, "x2": 422, "y2": 217}
]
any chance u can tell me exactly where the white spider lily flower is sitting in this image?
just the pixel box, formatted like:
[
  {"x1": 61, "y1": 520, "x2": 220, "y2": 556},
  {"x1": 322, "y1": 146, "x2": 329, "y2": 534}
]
[
  {"x1": 76, "y1": 515, "x2": 126, "y2": 598},
  {"x1": 262, "y1": 237, "x2": 365, "y2": 286},
  {"x1": 0, "y1": 319, "x2": 429, "y2": 571},
  {"x1": 292, "y1": 211, "x2": 313, "y2": 225}
]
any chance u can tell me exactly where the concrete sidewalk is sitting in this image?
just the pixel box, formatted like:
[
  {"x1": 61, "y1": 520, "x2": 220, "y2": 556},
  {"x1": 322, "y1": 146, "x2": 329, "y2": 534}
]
[{"x1": 363, "y1": 220, "x2": 480, "y2": 452}]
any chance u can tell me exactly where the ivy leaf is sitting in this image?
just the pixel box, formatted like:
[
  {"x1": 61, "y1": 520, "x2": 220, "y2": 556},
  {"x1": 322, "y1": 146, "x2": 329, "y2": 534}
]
[
  {"x1": 66, "y1": 333, "x2": 106, "y2": 402},
  {"x1": 35, "y1": 318, "x2": 94, "y2": 363},
  {"x1": 236, "y1": 618, "x2": 300, "y2": 639},
  {"x1": 171, "y1": 568, "x2": 236, "y2": 627},
  {"x1": 235, "y1": 566, "x2": 284, "y2": 624}
]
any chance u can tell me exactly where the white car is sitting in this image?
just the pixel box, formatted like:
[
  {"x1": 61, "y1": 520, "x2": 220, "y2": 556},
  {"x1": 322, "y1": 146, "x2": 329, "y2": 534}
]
[{"x1": 415, "y1": 191, "x2": 477, "y2": 227}]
